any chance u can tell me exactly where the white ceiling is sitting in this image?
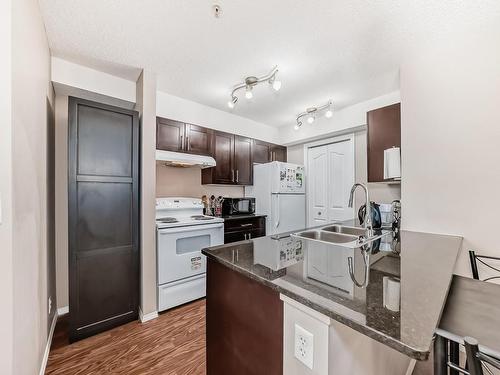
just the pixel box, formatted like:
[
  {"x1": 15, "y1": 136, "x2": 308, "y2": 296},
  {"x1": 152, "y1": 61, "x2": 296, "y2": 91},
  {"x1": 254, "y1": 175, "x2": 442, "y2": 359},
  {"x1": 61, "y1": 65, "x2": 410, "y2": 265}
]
[{"x1": 38, "y1": 0, "x2": 493, "y2": 128}]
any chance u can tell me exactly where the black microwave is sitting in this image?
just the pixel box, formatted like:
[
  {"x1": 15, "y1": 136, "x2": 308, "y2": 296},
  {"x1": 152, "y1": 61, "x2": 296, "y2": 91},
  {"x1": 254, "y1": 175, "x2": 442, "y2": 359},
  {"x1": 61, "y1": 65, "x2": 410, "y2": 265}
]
[{"x1": 222, "y1": 197, "x2": 255, "y2": 216}]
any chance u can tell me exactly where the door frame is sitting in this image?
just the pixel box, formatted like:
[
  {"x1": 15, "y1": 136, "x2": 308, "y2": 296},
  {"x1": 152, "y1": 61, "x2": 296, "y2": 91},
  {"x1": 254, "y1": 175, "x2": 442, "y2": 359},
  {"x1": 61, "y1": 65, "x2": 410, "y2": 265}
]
[{"x1": 302, "y1": 133, "x2": 356, "y2": 227}]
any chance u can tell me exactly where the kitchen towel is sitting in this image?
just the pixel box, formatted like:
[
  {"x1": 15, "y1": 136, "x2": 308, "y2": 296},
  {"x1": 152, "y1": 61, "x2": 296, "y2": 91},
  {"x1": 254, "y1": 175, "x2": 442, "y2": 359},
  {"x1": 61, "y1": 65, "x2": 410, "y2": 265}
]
[
  {"x1": 383, "y1": 276, "x2": 401, "y2": 312},
  {"x1": 383, "y1": 147, "x2": 401, "y2": 180}
]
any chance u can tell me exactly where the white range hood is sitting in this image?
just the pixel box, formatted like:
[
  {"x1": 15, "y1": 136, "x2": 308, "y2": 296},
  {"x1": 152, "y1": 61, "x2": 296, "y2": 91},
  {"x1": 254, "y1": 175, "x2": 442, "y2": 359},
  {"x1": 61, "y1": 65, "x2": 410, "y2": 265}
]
[{"x1": 156, "y1": 150, "x2": 216, "y2": 169}]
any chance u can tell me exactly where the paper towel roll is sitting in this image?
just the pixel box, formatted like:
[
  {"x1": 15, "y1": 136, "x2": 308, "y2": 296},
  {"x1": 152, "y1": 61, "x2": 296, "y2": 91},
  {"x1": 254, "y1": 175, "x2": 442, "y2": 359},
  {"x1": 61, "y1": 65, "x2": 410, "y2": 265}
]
[
  {"x1": 383, "y1": 276, "x2": 401, "y2": 312},
  {"x1": 384, "y1": 147, "x2": 401, "y2": 180}
]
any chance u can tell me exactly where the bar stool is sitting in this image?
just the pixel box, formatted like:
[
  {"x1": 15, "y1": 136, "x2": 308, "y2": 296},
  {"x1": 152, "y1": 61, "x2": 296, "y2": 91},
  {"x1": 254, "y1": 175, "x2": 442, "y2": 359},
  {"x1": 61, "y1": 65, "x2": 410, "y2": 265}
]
[
  {"x1": 468, "y1": 250, "x2": 500, "y2": 282},
  {"x1": 447, "y1": 337, "x2": 500, "y2": 375}
]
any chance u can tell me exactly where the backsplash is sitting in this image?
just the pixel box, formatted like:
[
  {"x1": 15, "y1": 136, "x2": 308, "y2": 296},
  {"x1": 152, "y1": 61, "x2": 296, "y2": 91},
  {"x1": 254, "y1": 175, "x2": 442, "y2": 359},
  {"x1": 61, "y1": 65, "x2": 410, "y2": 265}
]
[{"x1": 156, "y1": 164, "x2": 245, "y2": 199}]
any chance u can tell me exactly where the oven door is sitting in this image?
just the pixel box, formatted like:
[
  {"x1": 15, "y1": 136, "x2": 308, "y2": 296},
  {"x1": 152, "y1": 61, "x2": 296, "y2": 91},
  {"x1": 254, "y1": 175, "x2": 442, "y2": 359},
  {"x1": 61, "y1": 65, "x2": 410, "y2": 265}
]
[{"x1": 157, "y1": 223, "x2": 224, "y2": 285}]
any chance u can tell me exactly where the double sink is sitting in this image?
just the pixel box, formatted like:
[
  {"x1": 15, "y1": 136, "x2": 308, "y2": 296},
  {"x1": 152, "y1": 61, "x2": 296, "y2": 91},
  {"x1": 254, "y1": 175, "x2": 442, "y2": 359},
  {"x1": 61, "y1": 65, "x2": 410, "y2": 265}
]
[{"x1": 291, "y1": 224, "x2": 391, "y2": 249}]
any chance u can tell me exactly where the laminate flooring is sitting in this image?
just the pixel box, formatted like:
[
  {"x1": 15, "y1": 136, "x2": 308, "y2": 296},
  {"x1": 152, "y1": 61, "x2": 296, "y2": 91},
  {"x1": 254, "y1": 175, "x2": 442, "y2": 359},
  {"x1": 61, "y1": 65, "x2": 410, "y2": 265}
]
[{"x1": 45, "y1": 299, "x2": 206, "y2": 375}]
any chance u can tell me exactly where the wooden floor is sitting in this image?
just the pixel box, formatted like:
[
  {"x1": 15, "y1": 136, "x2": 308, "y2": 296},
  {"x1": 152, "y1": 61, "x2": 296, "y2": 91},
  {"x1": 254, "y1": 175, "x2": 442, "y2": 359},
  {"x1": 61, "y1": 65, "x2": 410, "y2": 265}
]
[{"x1": 46, "y1": 299, "x2": 206, "y2": 375}]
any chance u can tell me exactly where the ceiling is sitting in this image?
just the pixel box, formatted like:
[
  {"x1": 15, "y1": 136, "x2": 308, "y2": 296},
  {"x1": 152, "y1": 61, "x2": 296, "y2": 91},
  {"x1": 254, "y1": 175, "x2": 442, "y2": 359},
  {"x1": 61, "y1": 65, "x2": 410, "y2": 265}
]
[{"x1": 38, "y1": 0, "x2": 492, "y2": 128}]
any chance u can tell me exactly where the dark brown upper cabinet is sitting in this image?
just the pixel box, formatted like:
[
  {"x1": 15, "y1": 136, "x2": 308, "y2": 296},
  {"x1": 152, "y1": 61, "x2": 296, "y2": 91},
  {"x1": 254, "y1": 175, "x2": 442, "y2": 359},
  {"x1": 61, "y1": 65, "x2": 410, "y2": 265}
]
[
  {"x1": 156, "y1": 117, "x2": 212, "y2": 156},
  {"x1": 185, "y1": 124, "x2": 212, "y2": 155},
  {"x1": 367, "y1": 103, "x2": 401, "y2": 183},
  {"x1": 156, "y1": 117, "x2": 185, "y2": 152},
  {"x1": 253, "y1": 140, "x2": 287, "y2": 164},
  {"x1": 271, "y1": 145, "x2": 287, "y2": 162},
  {"x1": 253, "y1": 139, "x2": 272, "y2": 164},
  {"x1": 202, "y1": 131, "x2": 253, "y2": 185},
  {"x1": 234, "y1": 136, "x2": 253, "y2": 185}
]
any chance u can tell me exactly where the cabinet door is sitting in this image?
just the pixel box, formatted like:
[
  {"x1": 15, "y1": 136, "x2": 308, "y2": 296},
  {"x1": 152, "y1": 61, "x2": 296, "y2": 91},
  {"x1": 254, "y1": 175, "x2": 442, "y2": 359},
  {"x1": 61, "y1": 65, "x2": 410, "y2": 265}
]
[
  {"x1": 367, "y1": 103, "x2": 401, "y2": 182},
  {"x1": 224, "y1": 231, "x2": 247, "y2": 244},
  {"x1": 234, "y1": 135, "x2": 253, "y2": 185},
  {"x1": 206, "y1": 259, "x2": 283, "y2": 375},
  {"x1": 253, "y1": 139, "x2": 272, "y2": 164},
  {"x1": 185, "y1": 124, "x2": 212, "y2": 155},
  {"x1": 156, "y1": 117, "x2": 185, "y2": 152},
  {"x1": 271, "y1": 145, "x2": 287, "y2": 162},
  {"x1": 212, "y1": 131, "x2": 235, "y2": 184}
]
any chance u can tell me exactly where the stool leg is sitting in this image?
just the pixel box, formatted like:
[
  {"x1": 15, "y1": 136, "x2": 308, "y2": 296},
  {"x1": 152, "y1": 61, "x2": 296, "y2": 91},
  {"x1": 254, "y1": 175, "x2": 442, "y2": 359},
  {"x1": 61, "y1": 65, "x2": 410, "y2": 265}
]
[
  {"x1": 449, "y1": 341, "x2": 460, "y2": 375},
  {"x1": 434, "y1": 335, "x2": 448, "y2": 375}
]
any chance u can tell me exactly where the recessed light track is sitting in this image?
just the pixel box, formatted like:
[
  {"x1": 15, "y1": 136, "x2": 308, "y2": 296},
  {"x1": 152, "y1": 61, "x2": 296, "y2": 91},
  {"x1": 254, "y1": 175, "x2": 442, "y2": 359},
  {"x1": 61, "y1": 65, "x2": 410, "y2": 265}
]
[{"x1": 227, "y1": 66, "x2": 281, "y2": 109}]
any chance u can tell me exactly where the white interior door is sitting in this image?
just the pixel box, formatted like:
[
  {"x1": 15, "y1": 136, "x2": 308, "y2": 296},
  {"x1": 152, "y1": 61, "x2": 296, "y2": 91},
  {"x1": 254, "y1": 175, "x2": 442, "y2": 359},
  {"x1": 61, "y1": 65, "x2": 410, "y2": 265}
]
[
  {"x1": 307, "y1": 137, "x2": 355, "y2": 226},
  {"x1": 307, "y1": 145, "x2": 328, "y2": 226}
]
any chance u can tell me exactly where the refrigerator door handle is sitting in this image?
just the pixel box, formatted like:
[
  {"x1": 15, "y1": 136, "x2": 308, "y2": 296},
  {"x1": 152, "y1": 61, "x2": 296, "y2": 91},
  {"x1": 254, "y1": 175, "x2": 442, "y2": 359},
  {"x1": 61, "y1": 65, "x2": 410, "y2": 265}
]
[{"x1": 274, "y1": 194, "x2": 280, "y2": 229}]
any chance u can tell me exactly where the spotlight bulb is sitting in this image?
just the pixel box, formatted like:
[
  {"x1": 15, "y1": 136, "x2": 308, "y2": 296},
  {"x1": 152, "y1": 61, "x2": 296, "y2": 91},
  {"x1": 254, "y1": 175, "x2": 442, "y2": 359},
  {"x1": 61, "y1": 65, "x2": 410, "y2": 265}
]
[
  {"x1": 294, "y1": 124, "x2": 300, "y2": 130},
  {"x1": 245, "y1": 87, "x2": 253, "y2": 99},
  {"x1": 307, "y1": 116, "x2": 315, "y2": 124},
  {"x1": 272, "y1": 80, "x2": 282, "y2": 91},
  {"x1": 325, "y1": 109, "x2": 333, "y2": 118},
  {"x1": 227, "y1": 100, "x2": 235, "y2": 109}
]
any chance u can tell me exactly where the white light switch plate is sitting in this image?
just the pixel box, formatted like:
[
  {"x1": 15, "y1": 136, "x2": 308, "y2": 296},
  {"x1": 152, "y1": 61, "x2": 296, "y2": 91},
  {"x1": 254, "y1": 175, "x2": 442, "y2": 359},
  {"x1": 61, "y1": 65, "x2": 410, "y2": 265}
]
[{"x1": 294, "y1": 323, "x2": 314, "y2": 370}]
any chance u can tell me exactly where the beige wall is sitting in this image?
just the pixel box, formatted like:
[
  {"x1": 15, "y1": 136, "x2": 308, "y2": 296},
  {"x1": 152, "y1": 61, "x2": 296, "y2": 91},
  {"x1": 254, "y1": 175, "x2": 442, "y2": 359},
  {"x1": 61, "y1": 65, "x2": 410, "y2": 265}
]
[
  {"x1": 54, "y1": 95, "x2": 69, "y2": 309},
  {"x1": 287, "y1": 131, "x2": 401, "y2": 216},
  {"x1": 156, "y1": 165, "x2": 244, "y2": 198},
  {"x1": 11, "y1": 0, "x2": 54, "y2": 373},
  {"x1": 135, "y1": 70, "x2": 158, "y2": 316},
  {"x1": 0, "y1": 0, "x2": 13, "y2": 372},
  {"x1": 400, "y1": 11, "x2": 500, "y2": 278}
]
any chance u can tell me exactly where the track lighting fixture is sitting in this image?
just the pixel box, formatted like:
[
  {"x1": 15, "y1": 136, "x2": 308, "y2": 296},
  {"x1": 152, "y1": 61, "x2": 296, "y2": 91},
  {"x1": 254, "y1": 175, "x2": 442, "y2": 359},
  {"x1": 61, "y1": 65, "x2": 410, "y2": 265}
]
[
  {"x1": 227, "y1": 96, "x2": 238, "y2": 108},
  {"x1": 227, "y1": 66, "x2": 280, "y2": 108},
  {"x1": 295, "y1": 100, "x2": 333, "y2": 130},
  {"x1": 245, "y1": 86, "x2": 254, "y2": 99}
]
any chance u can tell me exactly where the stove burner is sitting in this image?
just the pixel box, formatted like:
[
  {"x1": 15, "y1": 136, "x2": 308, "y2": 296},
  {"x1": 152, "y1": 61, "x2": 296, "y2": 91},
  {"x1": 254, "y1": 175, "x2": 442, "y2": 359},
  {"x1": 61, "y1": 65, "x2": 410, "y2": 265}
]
[
  {"x1": 191, "y1": 215, "x2": 215, "y2": 221},
  {"x1": 157, "y1": 217, "x2": 179, "y2": 223}
]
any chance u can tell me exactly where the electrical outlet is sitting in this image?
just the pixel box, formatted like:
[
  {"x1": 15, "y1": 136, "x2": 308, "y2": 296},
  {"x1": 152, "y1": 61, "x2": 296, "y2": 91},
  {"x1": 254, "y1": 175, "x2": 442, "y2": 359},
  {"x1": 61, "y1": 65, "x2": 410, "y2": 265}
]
[
  {"x1": 48, "y1": 297, "x2": 52, "y2": 315},
  {"x1": 294, "y1": 323, "x2": 314, "y2": 369}
]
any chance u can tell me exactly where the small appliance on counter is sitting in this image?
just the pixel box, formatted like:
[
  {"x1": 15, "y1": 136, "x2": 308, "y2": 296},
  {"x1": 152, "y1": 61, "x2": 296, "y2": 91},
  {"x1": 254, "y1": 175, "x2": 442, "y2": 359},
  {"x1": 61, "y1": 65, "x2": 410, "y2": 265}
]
[
  {"x1": 222, "y1": 197, "x2": 255, "y2": 217},
  {"x1": 358, "y1": 202, "x2": 382, "y2": 229}
]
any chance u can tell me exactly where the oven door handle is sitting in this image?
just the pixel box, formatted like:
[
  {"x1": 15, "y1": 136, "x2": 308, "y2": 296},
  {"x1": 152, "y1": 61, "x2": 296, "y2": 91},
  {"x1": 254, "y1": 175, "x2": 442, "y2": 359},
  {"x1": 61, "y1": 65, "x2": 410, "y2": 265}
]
[{"x1": 157, "y1": 223, "x2": 224, "y2": 234}]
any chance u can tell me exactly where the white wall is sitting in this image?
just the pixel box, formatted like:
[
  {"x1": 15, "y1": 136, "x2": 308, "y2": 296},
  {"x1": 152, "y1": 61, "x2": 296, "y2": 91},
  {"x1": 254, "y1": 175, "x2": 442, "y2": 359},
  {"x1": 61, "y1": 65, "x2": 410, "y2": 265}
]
[
  {"x1": 400, "y1": 9, "x2": 500, "y2": 277},
  {"x1": 0, "y1": 0, "x2": 13, "y2": 373},
  {"x1": 11, "y1": 0, "x2": 54, "y2": 374},
  {"x1": 156, "y1": 90, "x2": 281, "y2": 144},
  {"x1": 52, "y1": 57, "x2": 136, "y2": 106},
  {"x1": 281, "y1": 91, "x2": 400, "y2": 146}
]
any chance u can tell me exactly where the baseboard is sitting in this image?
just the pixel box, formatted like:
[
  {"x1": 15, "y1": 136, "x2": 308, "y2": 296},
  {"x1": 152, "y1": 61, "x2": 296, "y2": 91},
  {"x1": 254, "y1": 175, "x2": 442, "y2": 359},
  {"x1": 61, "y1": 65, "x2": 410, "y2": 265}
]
[
  {"x1": 57, "y1": 306, "x2": 69, "y2": 316},
  {"x1": 39, "y1": 312, "x2": 58, "y2": 375},
  {"x1": 139, "y1": 306, "x2": 158, "y2": 323}
]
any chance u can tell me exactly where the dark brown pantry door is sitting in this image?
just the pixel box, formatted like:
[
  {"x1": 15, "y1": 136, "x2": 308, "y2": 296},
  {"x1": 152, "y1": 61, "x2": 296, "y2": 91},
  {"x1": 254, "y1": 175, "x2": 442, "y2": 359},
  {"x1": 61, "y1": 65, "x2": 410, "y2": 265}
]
[
  {"x1": 68, "y1": 97, "x2": 139, "y2": 342},
  {"x1": 234, "y1": 135, "x2": 253, "y2": 185}
]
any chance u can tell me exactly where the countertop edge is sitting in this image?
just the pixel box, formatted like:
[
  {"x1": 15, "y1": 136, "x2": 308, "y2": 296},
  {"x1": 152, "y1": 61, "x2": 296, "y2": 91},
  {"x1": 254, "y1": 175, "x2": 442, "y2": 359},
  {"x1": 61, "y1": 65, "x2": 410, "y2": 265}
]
[{"x1": 202, "y1": 245, "x2": 431, "y2": 361}]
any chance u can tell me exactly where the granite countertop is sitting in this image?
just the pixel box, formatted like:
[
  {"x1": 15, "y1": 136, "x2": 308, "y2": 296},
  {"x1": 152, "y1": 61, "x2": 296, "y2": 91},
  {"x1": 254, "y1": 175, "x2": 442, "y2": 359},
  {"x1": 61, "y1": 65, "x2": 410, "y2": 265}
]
[
  {"x1": 221, "y1": 214, "x2": 267, "y2": 221},
  {"x1": 202, "y1": 220, "x2": 462, "y2": 360}
]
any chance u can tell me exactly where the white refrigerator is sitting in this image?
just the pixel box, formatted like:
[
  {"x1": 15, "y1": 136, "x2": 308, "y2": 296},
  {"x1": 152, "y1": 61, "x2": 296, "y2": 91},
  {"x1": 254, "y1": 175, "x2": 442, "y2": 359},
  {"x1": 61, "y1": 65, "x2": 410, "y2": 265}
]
[{"x1": 245, "y1": 161, "x2": 306, "y2": 235}]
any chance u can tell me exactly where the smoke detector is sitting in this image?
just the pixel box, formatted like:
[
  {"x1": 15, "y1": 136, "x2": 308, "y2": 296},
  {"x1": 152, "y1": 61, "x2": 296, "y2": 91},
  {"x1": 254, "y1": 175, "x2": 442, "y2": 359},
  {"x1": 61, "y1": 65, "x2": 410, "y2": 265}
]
[{"x1": 212, "y1": 4, "x2": 222, "y2": 18}]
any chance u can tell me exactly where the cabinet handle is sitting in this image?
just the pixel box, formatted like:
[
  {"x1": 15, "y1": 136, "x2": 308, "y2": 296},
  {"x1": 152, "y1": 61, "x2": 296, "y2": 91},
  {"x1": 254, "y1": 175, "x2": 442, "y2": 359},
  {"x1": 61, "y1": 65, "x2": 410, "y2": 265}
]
[
  {"x1": 180, "y1": 135, "x2": 184, "y2": 148},
  {"x1": 231, "y1": 170, "x2": 235, "y2": 182},
  {"x1": 240, "y1": 223, "x2": 253, "y2": 227},
  {"x1": 236, "y1": 170, "x2": 239, "y2": 183},
  {"x1": 272, "y1": 151, "x2": 275, "y2": 161},
  {"x1": 244, "y1": 233, "x2": 247, "y2": 240},
  {"x1": 186, "y1": 136, "x2": 189, "y2": 150},
  {"x1": 248, "y1": 233, "x2": 252, "y2": 239}
]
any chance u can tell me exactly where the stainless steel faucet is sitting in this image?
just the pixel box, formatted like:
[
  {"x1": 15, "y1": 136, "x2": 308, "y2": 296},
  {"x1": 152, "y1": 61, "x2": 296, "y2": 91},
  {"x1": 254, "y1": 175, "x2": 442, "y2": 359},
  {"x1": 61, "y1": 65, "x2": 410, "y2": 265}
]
[{"x1": 348, "y1": 183, "x2": 373, "y2": 235}]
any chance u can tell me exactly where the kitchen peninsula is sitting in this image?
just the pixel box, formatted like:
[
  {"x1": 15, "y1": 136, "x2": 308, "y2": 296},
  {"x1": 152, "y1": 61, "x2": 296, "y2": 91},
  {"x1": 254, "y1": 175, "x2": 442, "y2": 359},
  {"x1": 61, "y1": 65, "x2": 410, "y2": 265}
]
[{"x1": 202, "y1": 222, "x2": 463, "y2": 375}]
